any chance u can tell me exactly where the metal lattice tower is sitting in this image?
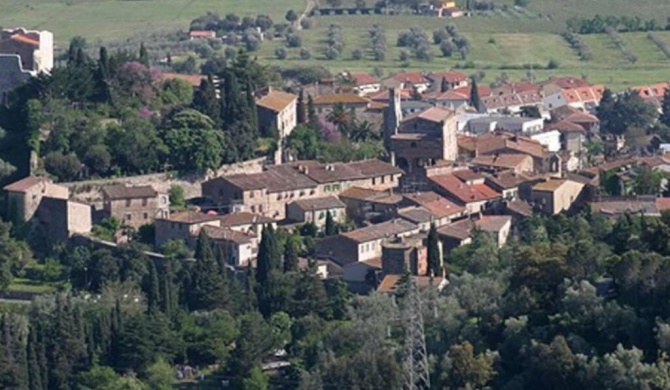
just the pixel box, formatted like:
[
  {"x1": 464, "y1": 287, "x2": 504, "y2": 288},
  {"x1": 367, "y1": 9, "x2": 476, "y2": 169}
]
[{"x1": 402, "y1": 278, "x2": 430, "y2": 390}]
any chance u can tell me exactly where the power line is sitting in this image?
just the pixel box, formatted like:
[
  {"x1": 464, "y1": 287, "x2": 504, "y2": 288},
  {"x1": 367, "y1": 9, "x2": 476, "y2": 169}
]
[{"x1": 402, "y1": 277, "x2": 431, "y2": 389}]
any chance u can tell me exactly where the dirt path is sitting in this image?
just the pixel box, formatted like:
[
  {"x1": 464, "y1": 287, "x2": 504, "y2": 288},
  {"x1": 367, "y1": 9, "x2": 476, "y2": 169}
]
[{"x1": 296, "y1": 0, "x2": 317, "y2": 30}]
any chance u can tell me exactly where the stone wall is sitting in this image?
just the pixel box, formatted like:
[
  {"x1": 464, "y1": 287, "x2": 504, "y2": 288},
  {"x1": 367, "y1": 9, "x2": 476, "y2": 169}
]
[{"x1": 62, "y1": 157, "x2": 267, "y2": 206}]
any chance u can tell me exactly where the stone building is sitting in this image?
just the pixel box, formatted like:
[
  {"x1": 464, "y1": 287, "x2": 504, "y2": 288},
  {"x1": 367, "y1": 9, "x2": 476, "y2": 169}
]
[
  {"x1": 101, "y1": 185, "x2": 169, "y2": 229},
  {"x1": 255, "y1": 87, "x2": 297, "y2": 163},
  {"x1": 286, "y1": 196, "x2": 346, "y2": 228},
  {"x1": 4, "y1": 176, "x2": 69, "y2": 223},
  {"x1": 384, "y1": 89, "x2": 458, "y2": 177},
  {"x1": 530, "y1": 178, "x2": 585, "y2": 215},
  {"x1": 202, "y1": 160, "x2": 402, "y2": 220},
  {"x1": 381, "y1": 235, "x2": 429, "y2": 276}
]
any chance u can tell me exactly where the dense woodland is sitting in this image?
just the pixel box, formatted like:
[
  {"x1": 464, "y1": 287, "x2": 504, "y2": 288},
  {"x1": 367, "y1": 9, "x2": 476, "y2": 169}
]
[{"x1": 5, "y1": 198, "x2": 670, "y2": 388}]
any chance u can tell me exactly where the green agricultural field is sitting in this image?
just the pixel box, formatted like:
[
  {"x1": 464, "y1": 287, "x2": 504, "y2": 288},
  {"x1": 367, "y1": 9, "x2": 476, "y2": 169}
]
[{"x1": 0, "y1": 0, "x2": 307, "y2": 46}]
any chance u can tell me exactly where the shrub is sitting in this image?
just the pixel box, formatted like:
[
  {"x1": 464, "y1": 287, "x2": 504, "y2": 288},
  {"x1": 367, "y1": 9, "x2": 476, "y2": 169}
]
[
  {"x1": 325, "y1": 46, "x2": 340, "y2": 60},
  {"x1": 285, "y1": 9, "x2": 298, "y2": 22},
  {"x1": 547, "y1": 59, "x2": 559, "y2": 69},
  {"x1": 300, "y1": 18, "x2": 314, "y2": 29},
  {"x1": 286, "y1": 33, "x2": 303, "y2": 48},
  {"x1": 352, "y1": 49, "x2": 364, "y2": 60},
  {"x1": 275, "y1": 46, "x2": 288, "y2": 59},
  {"x1": 399, "y1": 50, "x2": 410, "y2": 61},
  {"x1": 300, "y1": 47, "x2": 312, "y2": 60},
  {"x1": 440, "y1": 41, "x2": 455, "y2": 57}
]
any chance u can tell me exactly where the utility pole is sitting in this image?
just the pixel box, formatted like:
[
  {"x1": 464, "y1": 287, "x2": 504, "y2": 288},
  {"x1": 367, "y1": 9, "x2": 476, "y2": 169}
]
[{"x1": 402, "y1": 277, "x2": 430, "y2": 390}]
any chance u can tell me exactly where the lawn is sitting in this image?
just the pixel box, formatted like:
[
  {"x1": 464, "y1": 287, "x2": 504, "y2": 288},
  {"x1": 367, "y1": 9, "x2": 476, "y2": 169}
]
[
  {"x1": 0, "y1": 0, "x2": 307, "y2": 46},
  {"x1": 7, "y1": 278, "x2": 57, "y2": 294}
]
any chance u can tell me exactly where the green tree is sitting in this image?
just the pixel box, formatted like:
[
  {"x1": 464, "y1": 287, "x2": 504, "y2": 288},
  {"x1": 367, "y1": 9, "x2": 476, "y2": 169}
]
[
  {"x1": 189, "y1": 231, "x2": 228, "y2": 311},
  {"x1": 169, "y1": 184, "x2": 186, "y2": 209},
  {"x1": 145, "y1": 357, "x2": 173, "y2": 390},
  {"x1": 139, "y1": 42, "x2": 149, "y2": 67},
  {"x1": 242, "y1": 366, "x2": 269, "y2": 390},
  {"x1": 325, "y1": 211, "x2": 336, "y2": 236},
  {"x1": 283, "y1": 234, "x2": 300, "y2": 273},
  {"x1": 192, "y1": 75, "x2": 221, "y2": 126},
  {"x1": 427, "y1": 223, "x2": 441, "y2": 276},
  {"x1": 440, "y1": 341, "x2": 496, "y2": 390},
  {"x1": 256, "y1": 225, "x2": 281, "y2": 316},
  {"x1": 285, "y1": 9, "x2": 299, "y2": 22},
  {"x1": 661, "y1": 87, "x2": 670, "y2": 127},
  {"x1": 469, "y1": 78, "x2": 482, "y2": 112}
]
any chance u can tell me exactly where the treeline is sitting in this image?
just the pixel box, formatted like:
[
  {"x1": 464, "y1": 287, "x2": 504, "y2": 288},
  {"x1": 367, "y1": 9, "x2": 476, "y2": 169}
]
[
  {"x1": 562, "y1": 31, "x2": 592, "y2": 61},
  {"x1": 605, "y1": 27, "x2": 638, "y2": 63},
  {"x1": 648, "y1": 32, "x2": 670, "y2": 59},
  {"x1": 324, "y1": 24, "x2": 345, "y2": 60},
  {"x1": 369, "y1": 24, "x2": 388, "y2": 61},
  {"x1": 567, "y1": 15, "x2": 668, "y2": 34},
  {"x1": 433, "y1": 24, "x2": 470, "y2": 59},
  {"x1": 1, "y1": 43, "x2": 271, "y2": 182}
]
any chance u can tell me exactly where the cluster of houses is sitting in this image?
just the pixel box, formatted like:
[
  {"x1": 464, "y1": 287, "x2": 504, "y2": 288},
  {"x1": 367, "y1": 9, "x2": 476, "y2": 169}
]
[{"x1": 5, "y1": 26, "x2": 670, "y2": 293}]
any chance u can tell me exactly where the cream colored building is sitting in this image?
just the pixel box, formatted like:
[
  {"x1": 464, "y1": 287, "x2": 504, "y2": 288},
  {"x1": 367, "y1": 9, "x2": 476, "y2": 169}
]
[{"x1": 531, "y1": 179, "x2": 585, "y2": 215}]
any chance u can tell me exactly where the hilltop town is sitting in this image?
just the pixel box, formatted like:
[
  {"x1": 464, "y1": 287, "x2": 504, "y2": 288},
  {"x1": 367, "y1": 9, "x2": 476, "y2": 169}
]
[{"x1": 3, "y1": 3, "x2": 670, "y2": 387}]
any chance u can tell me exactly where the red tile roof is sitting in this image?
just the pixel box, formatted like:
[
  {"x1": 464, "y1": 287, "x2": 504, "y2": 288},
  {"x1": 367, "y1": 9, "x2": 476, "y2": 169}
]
[
  {"x1": 164, "y1": 211, "x2": 220, "y2": 224},
  {"x1": 219, "y1": 212, "x2": 274, "y2": 227},
  {"x1": 656, "y1": 197, "x2": 670, "y2": 212},
  {"x1": 189, "y1": 30, "x2": 216, "y2": 38},
  {"x1": 475, "y1": 133, "x2": 546, "y2": 159},
  {"x1": 102, "y1": 185, "x2": 158, "y2": 200},
  {"x1": 349, "y1": 72, "x2": 379, "y2": 86},
  {"x1": 546, "y1": 120, "x2": 585, "y2": 133},
  {"x1": 403, "y1": 107, "x2": 454, "y2": 123},
  {"x1": 423, "y1": 90, "x2": 469, "y2": 102},
  {"x1": 3, "y1": 176, "x2": 49, "y2": 192},
  {"x1": 391, "y1": 71, "x2": 430, "y2": 86},
  {"x1": 404, "y1": 192, "x2": 465, "y2": 218},
  {"x1": 453, "y1": 85, "x2": 492, "y2": 98},
  {"x1": 366, "y1": 88, "x2": 413, "y2": 102},
  {"x1": 429, "y1": 70, "x2": 468, "y2": 83},
  {"x1": 343, "y1": 219, "x2": 418, "y2": 243},
  {"x1": 429, "y1": 173, "x2": 501, "y2": 204},
  {"x1": 471, "y1": 153, "x2": 532, "y2": 169}
]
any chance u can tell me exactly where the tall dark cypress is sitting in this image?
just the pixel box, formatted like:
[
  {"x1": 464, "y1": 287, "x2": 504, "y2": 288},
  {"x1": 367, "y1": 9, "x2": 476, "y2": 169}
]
[
  {"x1": 307, "y1": 94, "x2": 318, "y2": 129},
  {"x1": 441, "y1": 77, "x2": 450, "y2": 92},
  {"x1": 427, "y1": 223, "x2": 441, "y2": 276},
  {"x1": 96, "y1": 46, "x2": 111, "y2": 102},
  {"x1": 160, "y1": 259, "x2": 178, "y2": 318},
  {"x1": 297, "y1": 89, "x2": 307, "y2": 124},
  {"x1": 245, "y1": 77, "x2": 259, "y2": 133},
  {"x1": 145, "y1": 261, "x2": 160, "y2": 313},
  {"x1": 27, "y1": 326, "x2": 44, "y2": 390},
  {"x1": 256, "y1": 225, "x2": 280, "y2": 316},
  {"x1": 283, "y1": 235, "x2": 299, "y2": 273},
  {"x1": 222, "y1": 69, "x2": 244, "y2": 127},
  {"x1": 193, "y1": 75, "x2": 221, "y2": 126},
  {"x1": 325, "y1": 211, "x2": 336, "y2": 236},
  {"x1": 469, "y1": 78, "x2": 482, "y2": 113},
  {"x1": 190, "y1": 231, "x2": 228, "y2": 311},
  {"x1": 139, "y1": 42, "x2": 149, "y2": 66}
]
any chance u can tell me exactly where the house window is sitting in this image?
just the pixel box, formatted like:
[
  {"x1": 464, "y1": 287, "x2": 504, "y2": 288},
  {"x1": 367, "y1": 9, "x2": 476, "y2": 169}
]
[
  {"x1": 319, "y1": 211, "x2": 325, "y2": 220},
  {"x1": 250, "y1": 191, "x2": 255, "y2": 198},
  {"x1": 142, "y1": 198, "x2": 148, "y2": 207},
  {"x1": 143, "y1": 212, "x2": 148, "y2": 220},
  {"x1": 250, "y1": 205, "x2": 256, "y2": 213},
  {"x1": 126, "y1": 199, "x2": 131, "y2": 207},
  {"x1": 332, "y1": 184, "x2": 341, "y2": 192},
  {"x1": 359, "y1": 245, "x2": 364, "y2": 254},
  {"x1": 259, "y1": 205, "x2": 264, "y2": 213},
  {"x1": 125, "y1": 213, "x2": 132, "y2": 221},
  {"x1": 324, "y1": 185, "x2": 331, "y2": 192},
  {"x1": 372, "y1": 178, "x2": 376, "y2": 185},
  {"x1": 381, "y1": 176, "x2": 386, "y2": 184}
]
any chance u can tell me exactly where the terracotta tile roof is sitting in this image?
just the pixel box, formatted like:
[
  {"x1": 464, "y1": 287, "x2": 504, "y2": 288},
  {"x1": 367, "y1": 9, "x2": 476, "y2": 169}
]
[
  {"x1": 339, "y1": 186, "x2": 403, "y2": 204},
  {"x1": 345, "y1": 159, "x2": 404, "y2": 178},
  {"x1": 349, "y1": 72, "x2": 379, "y2": 86},
  {"x1": 590, "y1": 199, "x2": 658, "y2": 216},
  {"x1": 631, "y1": 83, "x2": 669, "y2": 99},
  {"x1": 458, "y1": 135, "x2": 478, "y2": 152},
  {"x1": 366, "y1": 88, "x2": 413, "y2": 102},
  {"x1": 429, "y1": 174, "x2": 501, "y2": 204},
  {"x1": 438, "y1": 215, "x2": 510, "y2": 240},
  {"x1": 453, "y1": 85, "x2": 492, "y2": 99},
  {"x1": 542, "y1": 76, "x2": 592, "y2": 89},
  {"x1": 481, "y1": 93, "x2": 523, "y2": 110},
  {"x1": 292, "y1": 196, "x2": 345, "y2": 211},
  {"x1": 485, "y1": 171, "x2": 522, "y2": 190},
  {"x1": 559, "y1": 85, "x2": 604, "y2": 104},
  {"x1": 423, "y1": 90, "x2": 469, "y2": 102},
  {"x1": 312, "y1": 93, "x2": 370, "y2": 105},
  {"x1": 102, "y1": 185, "x2": 158, "y2": 200},
  {"x1": 342, "y1": 219, "x2": 418, "y2": 243},
  {"x1": 219, "y1": 212, "x2": 274, "y2": 227},
  {"x1": 390, "y1": 71, "x2": 430, "y2": 86},
  {"x1": 164, "y1": 211, "x2": 220, "y2": 224},
  {"x1": 202, "y1": 225, "x2": 254, "y2": 244},
  {"x1": 564, "y1": 112, "x2": 599, "y2": 124},
  {"x1": 452, "y1": 169, "x2": 485, "y2": 182},
  {"x1": 471, "y1": 153, "x2": 532, "y2": 169},
  {"x1": 546, "y1": 120, "x2": 585, "y2": 133},
  {"x1": 475, "y1": 133, "x2": 546, "y2": 159},
  {"x1": 256, "y1": 90, "x2": 297, "y2": 113},
  {"x1": 506, "y1": 199, "x2": 533, "y2": 217},
  {"x1": 160, "y1": 72, "x2": 206, "y2": 87},
  {"x1": 398, "y1": 207, "x2": 437, "y2": 224},
  {"x1": 223, "y1": 165, "x2": 318, "y2": 192},
  {"x1": 10, "y1": 34, "x2": 39, "y2": 46},
  {"x1": 189, "y1": 30, "x2": 216, "y2": 38},
  {"x1": 3, "y1": 176, "x2": 48, "y2": 192},
  {"x1": 403, "y1": 191, "x2": 465, "y2": 218},
  {"x1": 532, "y1": 179, "x2": 568, "y2": 192},
  {"x1": 415, "y1": 107, "x2": 454, "y2": 123},
  {"x1": 428, "y1": 70, "x2": 467, "y2": 83}
]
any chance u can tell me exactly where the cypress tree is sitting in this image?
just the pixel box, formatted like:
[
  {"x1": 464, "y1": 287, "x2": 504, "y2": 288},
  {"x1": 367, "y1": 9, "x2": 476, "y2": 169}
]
[
  {"x1": 222, "y1": 69, "x2": 244, "y2": 126},
  {"x1": 96, "y1": 46, "x2": 111, "y2": 102},
  {"x1": 325, "y1": 211, "x2": 336, "y2": 236},
  {"x1": 660, "y1": 87, "x2": 670, "y2": 127},
  {"x1": 427, "y1": 223, "x2": 441, "y2": 276},
  {"x1": 192, "y1": 75, "x2": 221, "y2": 126},
  {"x1": 245, "y1": 78, "x2": 259, "y2": 133},
  {"x1": 139, "y1": 42, "x2": 149, "y2": 67},
  {"x1": 166, "y1": 52, "x2": 172, "y2": 67},
  {"x1": 441, "y1": 77, "x2": 450, "y2": 92},
  {"x1": 145, "y1": 261, "x2": 160, "y2": 313},
  {"x1": 190, "y1": 231, "x2": 228, "y2": 311},
  {"x1": 27, "y1": 326, "x2": 44, "y2": 390},
  {"x1": 469, "y1": 78, "x2": 482, "y2": 112},
  {"x1": 256, "y1": 225, "x2": 280, "y2": 316},
  {"x1": 283, "y1": 235, "x2": 300, "y2": 273},
  {"x1": 307, "y1": 94, "x2": 318, "y2": 128},
  {"x1": 246, "y1": 266, "x2": 258, "y2": 311},
  {"x1": 297, "y1": 89, "x2": 307, "y2": 124}
]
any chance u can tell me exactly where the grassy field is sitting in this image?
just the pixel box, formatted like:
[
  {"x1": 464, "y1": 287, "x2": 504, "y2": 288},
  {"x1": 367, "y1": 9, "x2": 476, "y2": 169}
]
[
  {"x1": 2, "y1": 0, "x2": 670, "y2": 89},
  {"x1": 0, "y1": 0, "x2": 307, "y2": 46}
]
